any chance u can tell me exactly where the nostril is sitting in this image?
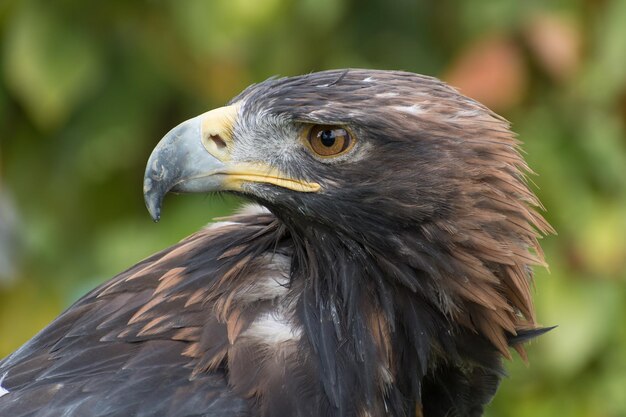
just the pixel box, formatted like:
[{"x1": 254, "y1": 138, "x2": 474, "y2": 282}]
[{"x1": 210, "y1": 134, "x2": 227, "y2": 149}]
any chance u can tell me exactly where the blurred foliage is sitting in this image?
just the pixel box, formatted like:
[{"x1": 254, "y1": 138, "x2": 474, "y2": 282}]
[{"x1": 0, "y1": 0, "x2": 625, "y2": 416}]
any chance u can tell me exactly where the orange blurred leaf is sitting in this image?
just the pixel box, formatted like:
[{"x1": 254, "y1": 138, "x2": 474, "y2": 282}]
[
  {"x1": 524, "y1": 14, "x2": 582, "y2": 82},
  {"x1": 444, "y1": 34, "x2": 527, "y2": 112}
]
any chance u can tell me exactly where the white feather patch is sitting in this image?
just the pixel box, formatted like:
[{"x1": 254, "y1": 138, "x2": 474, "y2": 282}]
[
  {"x1": 0, "y1": 372, "x2": 8, "y2": 398},
  {"x1": 235, "y1": 203, "x2": 271, "y2": 216},
  {"x1": 376, "y1": 92, "x2": 399, "y2": 98},
  {"x1": 207, "y1": 221, "x2": 240, "y2": 229},
  {"x1": 245, "y1": 275, "x2": 289, "y2": 301},
  {"x1": 452, "y1": 109, "x2": 482, "y2": 118},
  {"x1": 393, "y1": 104, "x2": 426, "y2": 116},
  {"x1": 244, "y1": 310, "x2": 301, "y2": 345}
]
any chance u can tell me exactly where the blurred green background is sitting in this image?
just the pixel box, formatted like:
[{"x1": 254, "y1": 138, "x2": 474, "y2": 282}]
[{"x1": 1, "y1": 0, "x2": 625, "y2": 416}]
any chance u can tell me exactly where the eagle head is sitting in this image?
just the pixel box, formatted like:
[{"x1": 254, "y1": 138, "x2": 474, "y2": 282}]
[{"x1": 144, "y1": 69, "x2": 553, "y2": 415}]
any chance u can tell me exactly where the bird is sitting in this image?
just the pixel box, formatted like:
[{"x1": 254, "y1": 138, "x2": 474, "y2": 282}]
[{"x1": 0, "y1": 69, "x2": 553, "y2": 417}]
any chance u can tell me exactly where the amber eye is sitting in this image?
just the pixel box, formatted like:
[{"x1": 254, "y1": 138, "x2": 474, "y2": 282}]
[{"x1": 307, "y1": 125, "x2": 354, "y2": 157}]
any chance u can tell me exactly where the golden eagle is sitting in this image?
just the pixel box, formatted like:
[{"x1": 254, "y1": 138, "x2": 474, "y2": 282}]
[{"x1": 0, "y1": 69, "x2": 553, "y2": 417}]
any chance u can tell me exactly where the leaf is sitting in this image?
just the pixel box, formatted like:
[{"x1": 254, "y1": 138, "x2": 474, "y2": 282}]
[
  {"x1": 535, "y1": 272, "x2": 620, "y2": 378},
  {"x1": 3, "y1": 1, "x2": 103, "y2": 130},
  {"x1": 524, "y1": 13, "x2": 582, "y2": 82},
  {"x1": 444, "y1": 33, "x2": 527, "y2": 111},
  {"x1": 581, "y1": 0, "x2": 626, "y2": 103},
  {"x1": 169, "y1": 0, "x2": 284, "y2": 56}
]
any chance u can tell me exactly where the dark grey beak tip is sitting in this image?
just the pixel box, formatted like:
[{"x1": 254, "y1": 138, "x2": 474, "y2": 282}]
[
  {"x1": 150, "y1": 210, "x2": 161, "y2": 223},
  {"x1": 144, "y1": 177, "x2": 164, "y2": 223},
  {"x1": 145, "y1": 195, "x2": 162, "y2": 223}
]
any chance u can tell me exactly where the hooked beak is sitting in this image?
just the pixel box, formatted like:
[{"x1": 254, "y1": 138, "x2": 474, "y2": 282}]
[{"x1": 143, "y1": 105, "x2": 320, "y2": 222}]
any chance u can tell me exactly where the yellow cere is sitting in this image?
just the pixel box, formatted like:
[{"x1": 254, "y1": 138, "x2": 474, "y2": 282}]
[{"x1": 200, "y1": 104, "x2": 241, "y2": 162}]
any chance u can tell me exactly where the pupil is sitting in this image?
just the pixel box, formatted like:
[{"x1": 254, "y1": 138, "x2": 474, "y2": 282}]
[{"x1": 320, "y1": 130, "x2": 336, "y2": 147}]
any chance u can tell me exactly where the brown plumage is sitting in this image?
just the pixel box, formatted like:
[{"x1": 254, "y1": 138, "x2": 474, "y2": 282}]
[{"x1": 0, "y1": 69, "x2": 553, "y2": 417}]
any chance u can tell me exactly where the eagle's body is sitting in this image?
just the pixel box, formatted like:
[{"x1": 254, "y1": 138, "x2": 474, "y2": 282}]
[{"x1": 0, "y1": 69, "x2": 552, "y2": 417}]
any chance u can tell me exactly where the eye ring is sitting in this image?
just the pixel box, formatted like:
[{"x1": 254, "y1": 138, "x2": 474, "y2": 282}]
[{"x1": 305, "y1": 125, "x2": 355, "y2": 158}]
